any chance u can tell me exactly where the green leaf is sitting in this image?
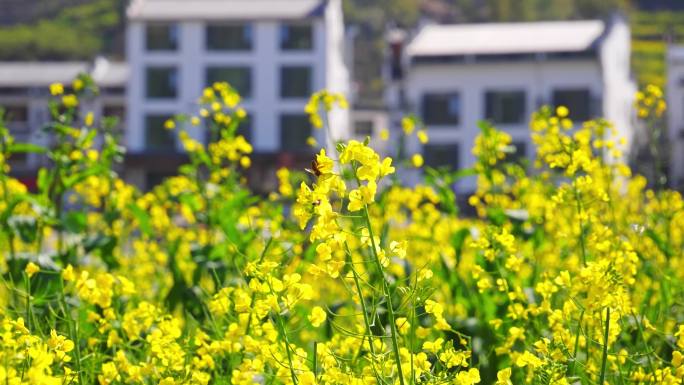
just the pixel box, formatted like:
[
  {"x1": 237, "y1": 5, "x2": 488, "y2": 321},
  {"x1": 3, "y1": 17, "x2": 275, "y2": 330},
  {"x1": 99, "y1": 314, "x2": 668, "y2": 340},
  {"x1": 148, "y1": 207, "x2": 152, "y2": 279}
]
[
  {"x1": 83, "y1": 234, "x2": 119, "y2": 268},
  {"x1": 79, "y1": 128, "x2": 98, "y2": 148},
  {"x1": 8, "y1": 143, "x2": 47, "y2": 154},
  {"x1": 10, "y1": 215, "x2": 38, "y2": 243},
  {"x1": 126, "y1": 203, "x2": 152, "y2": 237},
  {"x1": 62, "y1": 164, "x2": 105, "y2": 188},
  {"x1": 486, "y1": 207, "x2": 507, "y2": 226},
  {"x1": 0, "y1": 194, "x2": 30, "y2": 223},
  {"x1": 179, "y1": 193, "x2": 200, "y2": 211},
  {"x1": 63, "y1": 211, "x2": 87, "y2": 233},
  {"x1": 645, "y1": 228, "x2": 673, "y2": 258},
  {"x1": 450, "y1": 228, "x2": 470, "y2": 263},
  {"x1": 37, "y1": 168, "x2": 52, "y2": 193}
]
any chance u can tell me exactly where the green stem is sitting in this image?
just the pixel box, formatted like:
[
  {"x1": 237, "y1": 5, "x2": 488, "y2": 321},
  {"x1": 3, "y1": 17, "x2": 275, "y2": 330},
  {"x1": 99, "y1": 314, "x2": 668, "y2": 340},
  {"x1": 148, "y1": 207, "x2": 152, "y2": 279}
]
[
  {"x1": 59, "y1": 277, "x2": 83, "y2": 385},
  {"x1": 348, "y1": 259, "x2": 377, "y2": 356},
  {"x1": 569, "y1": 310, "x2": 584, "y2": 376},
  {"x1": 347, "y1": 249, "x2": 386, "y2": 384},
  {"x1": 312, "y1": 342, "x2": 318, "y2": 378},
  {"x1": 274, "y1": 312, "x2": 298, "y2": 385},
  {"x1": 573, "y1": 187, "x2": 587, "y2": 266},
  {"x1": 598, "y1": 308, "x2": 610, "y2": 385},
  {"x1": 25, "y1": 274, "x2": 31, "y2": 330},
  {"x1": 631, "y1": 311, "x2": 656, "y2": 382},
  {"x1": 361, "y1": 204, "x2": 406, "y2": 385},
  {"x1": 409, "y1": 277, "x2": 417, "y2": 385}
]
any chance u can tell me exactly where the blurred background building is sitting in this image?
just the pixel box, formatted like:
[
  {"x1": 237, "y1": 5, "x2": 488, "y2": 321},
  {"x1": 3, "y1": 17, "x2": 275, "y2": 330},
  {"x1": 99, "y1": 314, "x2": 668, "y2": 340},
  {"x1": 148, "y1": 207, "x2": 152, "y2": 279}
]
[
  {"x1": 389, "y1": 17, "x2": 634, "y2": 191},
  {"x1": 124, "y1": 0, "x2": 349, "y2": 189},
  {"x1": 0, "y1": 0, "x2": 681, "y2": 192},
  {"x1": 0, "y1": 59, "x2": 126, "y2": 188},
  {"x1": 667, "y1": 46, "x2": 684, "y2": 189}
]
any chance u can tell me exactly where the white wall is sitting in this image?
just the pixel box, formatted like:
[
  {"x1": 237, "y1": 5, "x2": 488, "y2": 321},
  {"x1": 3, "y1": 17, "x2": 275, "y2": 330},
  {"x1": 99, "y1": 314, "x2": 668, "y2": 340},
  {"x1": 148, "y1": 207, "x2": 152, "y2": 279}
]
[
  {"x1": 324, "y1": 0, "x2": 351, "y2": 147},
  {"x1": 599, "y1": 15, "x2": 636, "y2": 159},
  {"x1": 405, "y1": 59, "x2": 603, "y2": 191},
  {"x1": 667, "y1": 47, "x2": 684, "y2": 189},
  {"x1": 126, "y1": 21, "x2": 145, "y2": 153},
  {"x1": 127, "y1": 15, "x2": 335, "y2": 155}
]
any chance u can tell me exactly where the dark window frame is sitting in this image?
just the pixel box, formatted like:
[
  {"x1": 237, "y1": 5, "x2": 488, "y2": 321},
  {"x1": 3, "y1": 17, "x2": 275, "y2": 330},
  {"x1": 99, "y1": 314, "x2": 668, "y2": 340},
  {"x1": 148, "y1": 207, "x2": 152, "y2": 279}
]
[
  {"x1": 552, "y1": 88, "x2": 592, "y2": 122},
  {"x1": 102, "y1": 104, "x2": 126, "y2": 132},
  {"x1": 145, "y1": 23, "x2": 179, "y2": 51},
  {"x1": 205, "y1": 66, "x2": 252, "y2": 98},
  {"x1": 422, "y1": 92, "x2": 461, "y2": 126},
  {"x1": 145, "y1": 114, "x2": 176, "y2": 152},
  {"x1": 280, "y1": 66, "x2": 312, "y2": 99},
  {"x1": 354, "y1": 119, "x2": 374, "y2": 138},
  {"x1": 280, "y1": 22, "x2": 313, "y2": 51},
  {"x1": 205, "y1": 23, "x2": 253, "y2": 51},
  {"x1": 484, "y1": 89, "x2": 526, "y2": 124},
  {"x1": 280, "y1": 113, "x2": 312, "y2": 152},
  {"x1": 509, "y1": 141, "x2": 528, "y2": 163},
  {"x1": 1, "y1": 104, "x2": 29, "y2": 123},
  {"x1": 423, "y1": 143, "x2": 460, "y2": 170},
  {"x1": 145, "y1": 66, "x2": 178, "y2": 100},
  {"x1": 1, "y1": 104, "x2": 30, "y2": 133}
]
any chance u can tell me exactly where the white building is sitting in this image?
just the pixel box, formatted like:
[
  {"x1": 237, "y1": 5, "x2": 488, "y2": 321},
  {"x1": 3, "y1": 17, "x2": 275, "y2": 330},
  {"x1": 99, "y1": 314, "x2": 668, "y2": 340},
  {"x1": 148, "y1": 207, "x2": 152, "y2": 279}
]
[
  {"x1": 125, "y1": 0, "x2": 350, "y2": 188},
  {"x1": 0, "y1": 60, "x2": 127, "y2": 187},
  {"x1": 667, "y1": 46, "x2": 684, "y2": 190},
  {"x1": 390, "y1": 18, "x2": 635, "y2": 192}
]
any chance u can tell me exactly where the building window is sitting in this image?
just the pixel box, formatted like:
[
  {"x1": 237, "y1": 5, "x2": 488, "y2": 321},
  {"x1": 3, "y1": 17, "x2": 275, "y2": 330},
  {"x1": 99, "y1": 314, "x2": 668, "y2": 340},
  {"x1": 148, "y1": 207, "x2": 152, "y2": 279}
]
[
  {"x1": 146, "y1": 24, "x2": 179, "y2": 51},
  {"x1": 0, "y1": 87, "x2": 28, "y2": 96},
  {"x1": 206, "y1": 24, "x2": 252, "y2": 51},
  {"x1": 101, "y1": 87, "x2": 125, "y2": 96},
  {"x1": 485, "y1": 90, "x2": 526, "y2": 124},
  {"x1": 280, "y1": 114, "x2": 311, "y2": 151},
  {"x1": 206, "y1": 67, "x2": 252, "y2": 98},
  {"x1": 354, "y1": 120, "x2": 374, "y2": 137},
  {"x1": 146, "y1": 172, "x2": 175, "y2": 190},
  {"x1": 280, "y1": 66, "x2": 311, "y2": 98},
  {"x1": 280, "y1": 23, "x2": 313, "y2": 50},
  {"x1": 8, "y1": 152, "x2": 28, "y2": 165},
  {"x1": 146, "y1": 67, "x2": 178, "y2": 99},
  {"x1": 2, "y1": 105, "x2": 28, "y2": 122},
  {"x1": 102, "y1": 105, "x2": 126, "y2": 133},
  {"x1": 553, "y1": 89, "x2": 591, "y2": 121},
  {"x1": 145, "y1": 115, "x2": 175, "y2": 151},
  {"x1": 510, "y1": 141, "x2": 527, "y2": 162},
  {"x1": 422, "y1": 93, "x2": 460, "y2": 126},
  {"x1": 2, "y1": 104, "x2": 30, "y2": 133},
  {"x1": 103, "y1": 105, "x2": 125, "y2": 121},
  {"x1": 423, "y1": 143, "x2": 459, "y2": 169}
]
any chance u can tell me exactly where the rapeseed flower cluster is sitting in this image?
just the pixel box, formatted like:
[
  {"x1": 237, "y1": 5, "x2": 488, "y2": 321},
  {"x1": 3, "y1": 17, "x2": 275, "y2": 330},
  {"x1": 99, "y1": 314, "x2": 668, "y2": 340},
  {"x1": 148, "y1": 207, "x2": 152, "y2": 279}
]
[{"x1": 0, "y1": 79, "x2": 682, "y2": 385}]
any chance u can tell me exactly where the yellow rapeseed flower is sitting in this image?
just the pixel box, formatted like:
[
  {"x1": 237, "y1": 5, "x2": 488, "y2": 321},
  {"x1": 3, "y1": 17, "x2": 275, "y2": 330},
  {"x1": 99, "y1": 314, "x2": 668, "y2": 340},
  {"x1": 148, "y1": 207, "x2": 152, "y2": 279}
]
[
  {"x1": 411, "y1": 153, "x2": 424, "y2": 168},
  {"x1": 380, "y1": 128, "x2": 390, "y2": 141},
  {"x1": 25, "y1": 262, "x2": 40, "y2": 277},
  {"x1": 417, "y1": 129, "x2": 429, "y2": 144},
  {"x1": 164, "y1": 119, "x2": 176, "y2": 130},
  {"x1": 62, "y1": 265, "x2": 75, "y2": 281},
  {"x1": 308, "y1": 306, "x2": 327, "y2": 327},
  {"x1": 50, "y1": 83, "x2": 64, "y2": 96},
  {"x1": 62, "y1": 94, "x2": 79, "y2": 109}
]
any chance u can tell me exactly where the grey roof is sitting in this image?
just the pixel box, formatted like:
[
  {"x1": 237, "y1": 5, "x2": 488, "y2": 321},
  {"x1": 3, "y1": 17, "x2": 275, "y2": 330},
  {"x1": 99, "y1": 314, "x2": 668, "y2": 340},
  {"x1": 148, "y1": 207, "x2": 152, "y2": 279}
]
[
  {"x1": 0, "y1": 60, "x2": 128, "y2": 88},
  {"x1": 127, "y1": 0, "x2": 326, "y2": 21},
  {"x1": 92, "y1": 60, "x2": 129, "y2": 87},
  {"x1": 0, "y1": 62, "x2": 89, "y2": 87},
  {"x1": 407, "y1": 20, "x2": 606, "y2": 57}
]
